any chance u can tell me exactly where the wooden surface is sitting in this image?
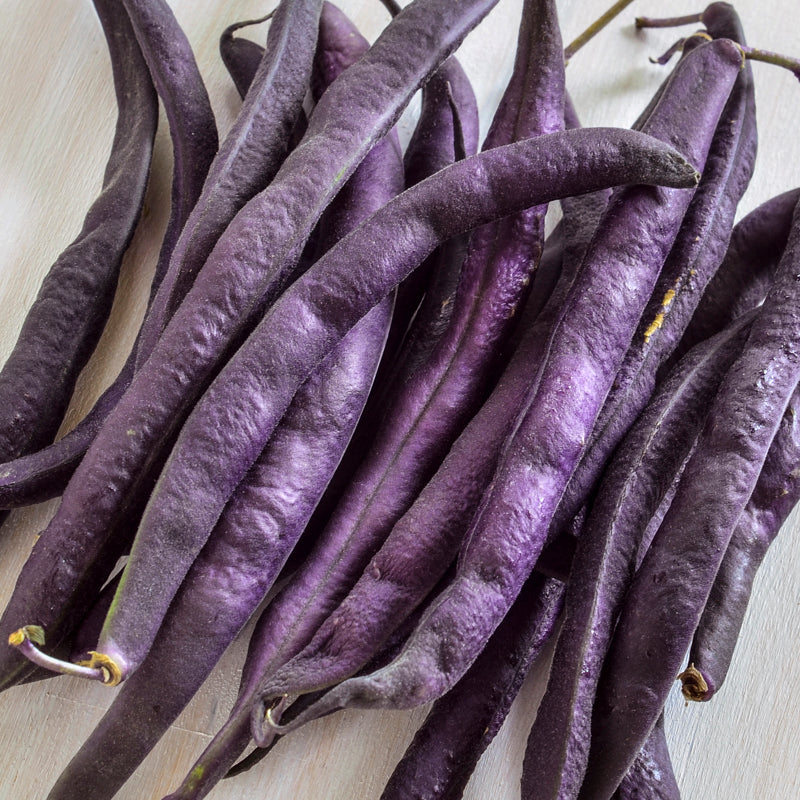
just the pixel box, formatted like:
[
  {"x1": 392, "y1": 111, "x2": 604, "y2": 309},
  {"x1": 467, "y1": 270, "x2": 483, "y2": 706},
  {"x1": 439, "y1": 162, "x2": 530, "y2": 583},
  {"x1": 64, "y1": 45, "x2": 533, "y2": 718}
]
[{"x1": 1, "y1": 0, "x2": 799, "y2": 798}]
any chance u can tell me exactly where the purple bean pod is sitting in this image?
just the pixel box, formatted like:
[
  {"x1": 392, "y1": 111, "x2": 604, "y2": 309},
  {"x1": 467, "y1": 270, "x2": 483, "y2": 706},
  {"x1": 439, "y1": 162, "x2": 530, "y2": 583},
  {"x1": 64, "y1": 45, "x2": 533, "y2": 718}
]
[
  {"x1": 379, "y1": 573, "x2": 565, "y2": 800},
  {"x1": 0, "y1": 0, "x2": 220, "y2": 688},
  {"x1": 122, "y1": 0, "x2": 219, "y2": 300},
  {"x1": 0, "y1": 0, "x2": 156, "y2": 464},
  {"x1": 257, "y1": 39, "x2": 735, "y2": 737},
  {"x1": 42, "y1": 299, "x2": 394, "y2": 800},
  {"x1": 0, "y1": 0, "x2": 158, "y2": 687},
  {"x1": 680, "y1": 383, "x2": 800, "y2": 701},
  {"x1": 0, "y1": 0, "x2": 221, "y2": 513},
  {"x1": 0, "y1": 0, "x2": 500, "y2": 689},
  {"x1": 578, "y1": 194, "x2": 800, "y2": 800},
  {"x1": 520, "y1": 310, "x2": 754, "y2": 800},
  {"x1": 549, "y1": 1, "x2": 757, "y2": 543}
]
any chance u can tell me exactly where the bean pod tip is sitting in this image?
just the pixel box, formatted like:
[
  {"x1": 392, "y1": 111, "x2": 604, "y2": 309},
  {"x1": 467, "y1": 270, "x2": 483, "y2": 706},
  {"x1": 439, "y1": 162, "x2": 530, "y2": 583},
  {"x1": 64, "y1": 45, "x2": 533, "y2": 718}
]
[{"x1": 677, "y1": 662, "x2": 711, "y2": 702}]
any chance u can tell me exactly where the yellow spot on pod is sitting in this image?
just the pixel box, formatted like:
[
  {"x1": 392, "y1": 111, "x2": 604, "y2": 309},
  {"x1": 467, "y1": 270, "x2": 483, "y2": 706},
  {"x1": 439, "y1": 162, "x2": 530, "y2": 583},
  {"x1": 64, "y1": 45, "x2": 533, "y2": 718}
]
[
  {"x1": 643, "y1": 288, "x2": 678, "y2": 343},
  {"x1": 643, "y1": 313, "x2": 665, "y2": 343}
]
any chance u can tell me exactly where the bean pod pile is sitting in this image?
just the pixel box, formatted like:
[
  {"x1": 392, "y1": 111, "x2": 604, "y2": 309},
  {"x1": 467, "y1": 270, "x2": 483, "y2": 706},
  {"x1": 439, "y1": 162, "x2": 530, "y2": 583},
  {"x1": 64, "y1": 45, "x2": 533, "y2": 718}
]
[{"x1": 0, "y1": 1, "x2": 799, "y2": 799}]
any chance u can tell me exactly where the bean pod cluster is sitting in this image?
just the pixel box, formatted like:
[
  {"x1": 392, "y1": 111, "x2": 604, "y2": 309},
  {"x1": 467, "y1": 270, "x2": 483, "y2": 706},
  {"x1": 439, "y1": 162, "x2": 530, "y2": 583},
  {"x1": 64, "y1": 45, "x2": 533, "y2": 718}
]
[{"x1": 0, "y1": 1, "x2": 798, "y2": 799}]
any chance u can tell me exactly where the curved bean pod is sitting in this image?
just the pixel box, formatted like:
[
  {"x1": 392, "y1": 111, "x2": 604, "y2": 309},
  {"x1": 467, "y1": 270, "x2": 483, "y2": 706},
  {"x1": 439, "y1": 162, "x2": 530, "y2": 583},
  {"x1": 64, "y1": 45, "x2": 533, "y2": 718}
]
[
  {"x1": 379, "y1": 573, "x2": 565, "y2": 800},
  {"x1": 681, "y1": 385, "x2": 800, "y2": 701},
  {"x1": 250, "y1": 0, "x2": 566, "y2": 706},
  {"x1": 0, "y1": 0, "x2": 221, "y2": 514},
  {"x1": 43, "y1": 302, "x2": 393, "y2": 800},
  {"x1": 0, "y1": 0, "x2": 157, "y2": 686},
  {"x1": 122, "y1": 0, "x2": 219, "y2": 303},
  {"x1": 0, "y1": 0, "x2": 156, "y2": 464},
  {"x1": 549, "y1": 0, "x2": 756, "y2": 543}
]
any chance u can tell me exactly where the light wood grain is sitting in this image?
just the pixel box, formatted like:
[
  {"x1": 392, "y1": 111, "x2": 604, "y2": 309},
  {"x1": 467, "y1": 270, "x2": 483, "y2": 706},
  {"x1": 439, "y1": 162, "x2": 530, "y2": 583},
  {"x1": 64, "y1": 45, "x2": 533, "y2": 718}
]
[{"x1": 0, "y1": 1, "x2": 798, "y2": 798}]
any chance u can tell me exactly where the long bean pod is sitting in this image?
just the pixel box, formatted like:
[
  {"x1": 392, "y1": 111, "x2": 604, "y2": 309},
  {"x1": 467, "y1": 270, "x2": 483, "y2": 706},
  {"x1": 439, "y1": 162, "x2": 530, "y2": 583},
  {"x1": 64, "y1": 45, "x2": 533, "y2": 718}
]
[
  {"x1": 122, "y1": 0, "x2": 219, "y2": 301},
  {"x1": 680, "y1": 383, "x2": 800, "y2": 701},
  {"x1": 549, "y1": 0, "x2": 757, "y2": 542},
  {"x1": 0, "y1": 0, "x2": 158, "y2": 687},
  {"x1": 379, "y1": 573, "x2": 565, "y2": 800},
  {"x1": 0, "y1": 0, "x2": 222, "y2": 514},
  {"x1": 0, "y1": 0, "x2": 156, "y2": 465},
  {"x1": 43, "y1": 300, "x2": 395, "y2": 800}
]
